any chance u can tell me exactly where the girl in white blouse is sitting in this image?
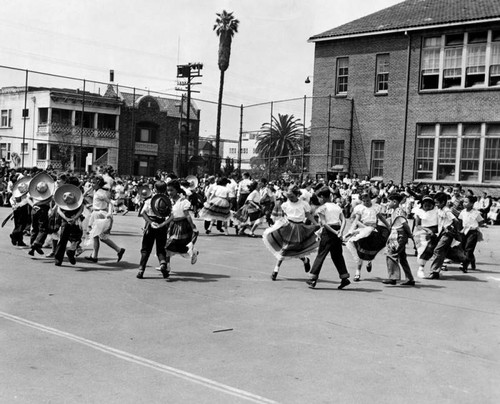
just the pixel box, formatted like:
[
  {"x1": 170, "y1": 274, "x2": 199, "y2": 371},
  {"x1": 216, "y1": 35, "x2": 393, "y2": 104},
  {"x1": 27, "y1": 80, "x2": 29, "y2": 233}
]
[{"x1": 262, "y1": 185, "x2": 319, "y2": 281}]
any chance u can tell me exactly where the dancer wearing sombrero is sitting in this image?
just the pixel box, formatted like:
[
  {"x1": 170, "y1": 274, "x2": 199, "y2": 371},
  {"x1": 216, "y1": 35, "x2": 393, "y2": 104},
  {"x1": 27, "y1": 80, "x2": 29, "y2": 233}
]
[
  {"x1": 27, "y1": 171, "x2": 55, "y2": 257},
  {"x1": 85, "y1": 176, "x2": 125, "y2": 263},
  {"x1": 262, "y1": 185, "x2": 319, "y2": 281},
  {"x1": 136, "y1": 181, "x2": 170, "y2": 279},
  {"x1": 344, "y1": 191, "x2": 390, "y2": 282},
  {"x1": 53, "y1": 184, "x2": 84, "y2": 266},
  {"x1": 158, "y1": 180, "x2": 199, "y2": 279},
  {"x1": 9, "y1": 176, "x2": 31, "y2": 247}
]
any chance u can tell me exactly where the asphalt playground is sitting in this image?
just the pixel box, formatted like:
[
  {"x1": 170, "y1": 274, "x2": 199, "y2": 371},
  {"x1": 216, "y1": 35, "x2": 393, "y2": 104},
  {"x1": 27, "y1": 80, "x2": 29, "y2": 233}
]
[{"x1": 1, "y1": 207, "x2": 499, "y2": 403}]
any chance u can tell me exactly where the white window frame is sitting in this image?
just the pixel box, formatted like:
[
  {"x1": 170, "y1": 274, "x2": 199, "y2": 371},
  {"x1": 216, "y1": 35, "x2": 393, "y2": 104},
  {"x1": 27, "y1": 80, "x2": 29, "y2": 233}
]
[
  {"x1": 415, "y1": 122, "x2": 500, "y2": 184},
  {"x1": 336, "y1": 57, "x2": 349, "y2": 95},
  {"x1": 1, "y1": 109, "x2": 12, "y2": 128},
  {"x1": 375, "y1": 54, "x2": 390, "y2": 93},
  {"x1": 420, "y1": 29, "x2": 500, "y2": 91}
]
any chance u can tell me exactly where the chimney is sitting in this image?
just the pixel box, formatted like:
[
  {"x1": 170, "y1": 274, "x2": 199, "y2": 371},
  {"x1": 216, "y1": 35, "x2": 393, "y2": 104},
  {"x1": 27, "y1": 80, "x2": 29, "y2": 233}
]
[{"x1": 109, "y1": 70, "x2": 114, "y2": 83}]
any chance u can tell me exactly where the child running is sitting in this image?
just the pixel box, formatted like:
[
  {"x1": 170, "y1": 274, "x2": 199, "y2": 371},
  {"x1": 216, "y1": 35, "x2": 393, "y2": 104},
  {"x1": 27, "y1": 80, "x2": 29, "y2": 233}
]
[
  {"x1": 262, "y1": 185, "x2": 319, "y2": 281},
  {"x1": 458, "y1": 195, "x2": 485, "y2": 272}
]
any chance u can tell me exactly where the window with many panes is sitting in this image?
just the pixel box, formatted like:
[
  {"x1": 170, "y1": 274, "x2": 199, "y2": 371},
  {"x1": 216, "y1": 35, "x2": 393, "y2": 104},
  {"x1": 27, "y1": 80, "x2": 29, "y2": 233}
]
[
  {"x1": 420, "y1": 30, "x2": 500, "y2": 90},
  {"x1": 21, "y1": 143, "x2": 29, "y2": 155},
  {"x1": 37, "y1": 143, "x2": 47, "y2": 160},
  {"x1": 415, "y1": 123, "x2": 500, "y2": 183},
  {"x1": 1, "y1": 109, "x2": 12, "y2": 127},
  {"x1": 241, "y1": 148, "x2": 248, "y2": 154},
  {"x1": 370, "y1": 141, "x2": 384, "y2": 178},
  {"x1": 415, "y1": 125, "x2": 435, "y2": 180},
  {"x1": 229, "y1": 147, "x2": 237, "y2": 154},
  {"x1": 484, "y1": 124, "x2": 500, "y2": 182},
  {"x1": 331, "y1": 140, "x2": 344, "y2": 167},
  {"x1": 0, "y1": 143, "x2": 11, "y2": 160},
  {"x1": 376, "y1": 54, "x2": 390, "y2": 93},
  {"x1": 336, "y1": 58, "x2": 349, "y2": 95}
]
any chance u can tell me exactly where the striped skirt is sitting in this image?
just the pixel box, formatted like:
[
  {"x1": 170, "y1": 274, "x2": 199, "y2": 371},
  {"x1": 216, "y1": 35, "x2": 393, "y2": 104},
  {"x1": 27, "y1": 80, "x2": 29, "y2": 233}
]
[
  {"x1": 348, "y1": 225, "x2": 390, "y2": 262},
  {"x1": 262, "y1": 218, "x2": 319, "y2": 260},
  {"x1": 166, "y1": 218, "x2": 193, "y2": 257},
  {"x1": 199, "y1": 197, "x2": 231, "y2": 221}
]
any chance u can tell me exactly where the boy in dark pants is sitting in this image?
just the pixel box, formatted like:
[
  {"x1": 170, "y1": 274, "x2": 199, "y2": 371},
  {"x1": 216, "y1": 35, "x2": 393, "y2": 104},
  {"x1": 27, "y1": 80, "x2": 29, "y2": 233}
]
[
  {"x1": 458, "y1": 195, "x2": 485, "y2": 272},
  {"x1": 136, "y1": 181, "x2": 169, "y2": 279},
  {"x1": 306, "y1": 187, "x2": 350, "y2": 289},
  {"x1": 383, "y1": 193, "x2": 415, "y2": 286},
  {"x1": 9, "y1": 177, "x2": 31, "y2": 247},
  {"x1": 53, "y1": 184, "x2": 84, "y2": 266}
]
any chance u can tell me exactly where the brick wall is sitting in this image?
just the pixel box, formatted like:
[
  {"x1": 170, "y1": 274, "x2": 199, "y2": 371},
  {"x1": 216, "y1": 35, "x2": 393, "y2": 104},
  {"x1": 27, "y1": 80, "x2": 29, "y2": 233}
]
[{"x1": 310, "y1": 23, "x2": 500, "y2": 186}]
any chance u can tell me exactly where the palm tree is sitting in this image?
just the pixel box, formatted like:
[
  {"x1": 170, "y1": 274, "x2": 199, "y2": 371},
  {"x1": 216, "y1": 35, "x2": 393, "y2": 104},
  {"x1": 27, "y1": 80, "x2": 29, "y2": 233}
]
[
  {"x1": 214, "y1": 10, "x2": 239, "y2": 173},
  {"x1": 256, "y1": 114, "x2": 304, "y2": 167}
]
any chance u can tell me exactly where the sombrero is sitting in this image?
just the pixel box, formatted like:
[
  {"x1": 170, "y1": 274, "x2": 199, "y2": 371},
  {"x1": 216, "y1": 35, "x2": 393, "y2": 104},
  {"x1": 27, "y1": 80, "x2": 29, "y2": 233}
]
[
  {"x1": 185, "y1": 175, "x2": 198, "y2": 190},
  {"x1": 151, "y1": 194, "x2": 172, "y2": 218},
  {"x1": 137, "y1": 185, "x2": 152, "y2": 199},
  {"x1": 12, "y1": 176, "x2": 32, "y2": 198},
  {"x1": 28, "y1": 171, "x2": 55, "y2": 202},
  {"x1": 53, "y1": 184, "x2": 83, "y2": 211}
]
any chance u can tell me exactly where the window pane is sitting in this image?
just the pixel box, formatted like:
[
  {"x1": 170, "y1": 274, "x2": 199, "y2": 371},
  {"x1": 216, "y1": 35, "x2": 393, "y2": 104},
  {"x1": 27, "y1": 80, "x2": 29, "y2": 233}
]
[
  {"x1": 140, "y1": 129, "x2": 149, "y2": 142},
  {"x1": 371, "y1": 141, "x2": 384, "y2": 178},
  {"x1": 331, "y1": 140, "x2": 344, "y2": 166},
  {"x1": 423, "y1": 37, "x2": 441, "y2": 48},
  {"x1": 486, "y1": 124, "x2": 500, "y2": 136},
  {"x1": 459, "y1": 138, "x2": 480, "y2": 181},
  {"x1": 415, "y1": 137, "x2": 434, "y2": 179},
  {"x1": 419, "y1": 125, "x2": 435, "y2": 136},
  {"x1": 37, "y1": 143, "x2": 47, "y2": 160},
  {"x1": 336, "y1": 58, "x2": 349, "y2": 94},
  {"x1": 484, "y1": 138, "x2": 500, "y2": 182},
  {"x1": 376, "y1": 54, "x2": 389, "y2": 92},
  {"x1": 437, "y1": 138, "x2": 457, "y2": 180},
  {"x1": 463, "y1": 124, "x2": 481, "y2": 136},
  {"x1": 440, "y1": 124, "x2": 458, "y2": 136}
]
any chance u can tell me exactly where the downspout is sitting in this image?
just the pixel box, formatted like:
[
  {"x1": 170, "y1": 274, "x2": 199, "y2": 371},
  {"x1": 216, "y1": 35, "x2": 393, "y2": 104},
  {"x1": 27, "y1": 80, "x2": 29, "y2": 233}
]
[
  {"x1": 348, "y1": 98, "x2": 354, "y2": 175},
  {"x1": 401, "y1": 31, "x2": 412, "y2": 185}
]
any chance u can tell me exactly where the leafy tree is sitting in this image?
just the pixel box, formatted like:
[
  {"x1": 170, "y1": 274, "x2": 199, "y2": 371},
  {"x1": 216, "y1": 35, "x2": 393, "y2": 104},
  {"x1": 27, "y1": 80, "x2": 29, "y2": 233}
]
[
  {"x1": 256, "y1": 114, "x2": 304, "y2": 167},
  {"x1": 213, "y1": 10, "x2": 239, "y2": 173}
]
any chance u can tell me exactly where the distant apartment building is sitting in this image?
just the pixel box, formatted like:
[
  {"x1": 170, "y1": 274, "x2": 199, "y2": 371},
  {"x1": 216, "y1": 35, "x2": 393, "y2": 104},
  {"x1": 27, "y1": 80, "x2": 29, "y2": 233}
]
[
  {"x1": 0, "y1": 86, "x2": 120, "y2": 172},
  {"x1": 308, "y1": 0, "x2": 500, "y2": 187},
  {"x1": 113, "y1": 88, "x2": 200, "y2": 177}
]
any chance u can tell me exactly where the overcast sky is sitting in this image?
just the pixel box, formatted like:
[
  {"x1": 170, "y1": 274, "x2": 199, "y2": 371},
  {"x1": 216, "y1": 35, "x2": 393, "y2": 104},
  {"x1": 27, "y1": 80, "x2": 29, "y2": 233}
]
[{"x1": 2, "y1": 0, "x2": 402, "y2": 138}]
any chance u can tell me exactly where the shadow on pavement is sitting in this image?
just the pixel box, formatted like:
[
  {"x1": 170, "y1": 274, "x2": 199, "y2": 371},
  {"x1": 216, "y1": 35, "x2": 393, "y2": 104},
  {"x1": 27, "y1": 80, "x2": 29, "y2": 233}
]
[{"x1": 167, "y1": 271, "x2": 230, "y2": 282}]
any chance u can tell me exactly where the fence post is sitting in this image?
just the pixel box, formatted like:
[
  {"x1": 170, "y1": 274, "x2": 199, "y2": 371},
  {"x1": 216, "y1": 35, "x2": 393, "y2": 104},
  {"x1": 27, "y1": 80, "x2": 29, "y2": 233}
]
[{"x1": 238, "y1": 104, "x2": 243, "y2": 173}]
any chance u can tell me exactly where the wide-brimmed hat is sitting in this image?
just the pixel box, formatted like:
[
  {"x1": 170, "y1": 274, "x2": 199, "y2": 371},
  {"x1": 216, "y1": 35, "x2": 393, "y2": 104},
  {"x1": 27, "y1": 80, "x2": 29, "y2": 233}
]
[
  {"x1": 12, "y1": 176, "x2": 32, "y2": 198},
  {"x1": 137, "y1": 185, "x2": 152, "y2": 199},
  {"x1": 28, "y1": 171, "x2": 55, "y2": 202},
  {"x1": 53, "y1": 184, "x2": 83, "y2": 211},
  {"x1": 185, "y1": 175, "x2": 198, "y2": 190},
  {"x1": 151, "y1": 194, "x2": 172, "y2": 217}
]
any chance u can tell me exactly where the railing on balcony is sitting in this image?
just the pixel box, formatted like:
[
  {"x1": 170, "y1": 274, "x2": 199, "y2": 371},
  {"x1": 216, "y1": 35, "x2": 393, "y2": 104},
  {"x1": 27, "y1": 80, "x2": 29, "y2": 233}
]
[
  {"x1": 36, "y1": 160, "x2": 63, "y2": 170},
  {"x1": 37, "y1": 123, "x2": 117, "y2": 139}
]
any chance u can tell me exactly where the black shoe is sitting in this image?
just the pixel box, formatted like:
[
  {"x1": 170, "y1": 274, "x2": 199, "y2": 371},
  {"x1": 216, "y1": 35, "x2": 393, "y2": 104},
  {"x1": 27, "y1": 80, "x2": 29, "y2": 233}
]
[
  {"x1": 117, "y1": 248, "x2": 125, "y2": 262},
  {"x1": 338, "y1": 278, "x2": 351, "y2": 289},
  {"x1": 160, "y1": 264, "x2": 170, "y2": 279},
  {"x1": 28, "y1": 249, "x2": 35, "y2": 256},
  {"x1": 271, "y1": 271, "x2": 278, "y2": 281},
  {"x1": 67, "y1": 250, "x2": 76, "y2": 265},
  {"x1": 35, "y1": 247, "x2": 44, "y2": 255},
  {"x1": 17, "y1": 241, "x2": 27, "y2": 247},
  {"x1": 9, "y1": 234, "x2": 16, "y2": 246},
  {"x1": 85, "y1": 256, "x2": 98, "y2": 263},
  {"x1": 400, "y1": 280, "x2": 415, "y2": 286},
  {"x1": 136, "y1": 269, "x2": 145, "y2": 279},
  {"x1": 306, "y1": 276, "x2": 317, "y2": 288},
  {"x1": 54, "y1": 260, "x2": 62, "y2": 267},
  {"x1": 303, "y1": 257, "x2": 311, "y2": 273},
  {"x1": 382, "y1": 279, "x2": 397, "y2": 285},
  {"x1": 425, "y1": 272, "x2": 440, "y2": 280},
  {"x1": 366, "y1": 262, "x2": 372, "y2": 272},
  {"x1": 461, "y1": 264, "x2": 468, "y2": 273}
]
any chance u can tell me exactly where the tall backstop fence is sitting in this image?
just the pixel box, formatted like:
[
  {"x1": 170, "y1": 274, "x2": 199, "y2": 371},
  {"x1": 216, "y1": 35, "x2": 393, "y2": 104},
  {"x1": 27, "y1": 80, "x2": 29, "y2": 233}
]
[{"x1": 0, "y1": 65, "x2": 352, "y2": 181}]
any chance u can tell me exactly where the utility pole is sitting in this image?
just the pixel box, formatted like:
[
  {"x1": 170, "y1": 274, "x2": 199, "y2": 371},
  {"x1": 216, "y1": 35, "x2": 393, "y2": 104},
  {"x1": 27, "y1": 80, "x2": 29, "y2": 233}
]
[{"x1": 176, "y1": 63, "x2": 202, "y2": 177}]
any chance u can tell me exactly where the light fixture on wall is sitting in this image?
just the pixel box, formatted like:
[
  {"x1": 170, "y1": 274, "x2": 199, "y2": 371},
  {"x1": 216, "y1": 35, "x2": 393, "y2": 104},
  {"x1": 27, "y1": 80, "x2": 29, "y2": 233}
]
[{"x1": 305, "y1": 76, "x2": 313, "y2": 84}]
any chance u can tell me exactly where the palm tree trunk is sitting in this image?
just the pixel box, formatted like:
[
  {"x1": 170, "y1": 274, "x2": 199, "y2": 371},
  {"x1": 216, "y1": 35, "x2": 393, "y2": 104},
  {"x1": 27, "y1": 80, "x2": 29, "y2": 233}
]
[{"x1": 215, "y1": 69, "x2": 225, "y2": 173}]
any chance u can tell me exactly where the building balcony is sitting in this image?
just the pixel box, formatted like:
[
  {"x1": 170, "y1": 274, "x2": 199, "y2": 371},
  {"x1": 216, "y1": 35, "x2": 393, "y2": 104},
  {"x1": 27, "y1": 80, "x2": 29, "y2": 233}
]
[
  {"x1": 36, "y1": 160, "x2": 63, "y2": 170},
  {"x1": 37, "y1": 123, "x2": 118, "y2": 139},
  {"x1": 135, "y1": 142, "x2": 158, "y2": 156}
]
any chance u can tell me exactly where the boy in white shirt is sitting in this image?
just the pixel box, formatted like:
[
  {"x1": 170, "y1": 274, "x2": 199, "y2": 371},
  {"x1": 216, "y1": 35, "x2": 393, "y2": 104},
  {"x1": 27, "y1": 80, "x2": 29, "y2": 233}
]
[
  {"x1": 306, "y1": 187, "x2": 350, "y2": 289},
  {"x1": 459, "y1": 195, "x2": 485, "y2": 272}
]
